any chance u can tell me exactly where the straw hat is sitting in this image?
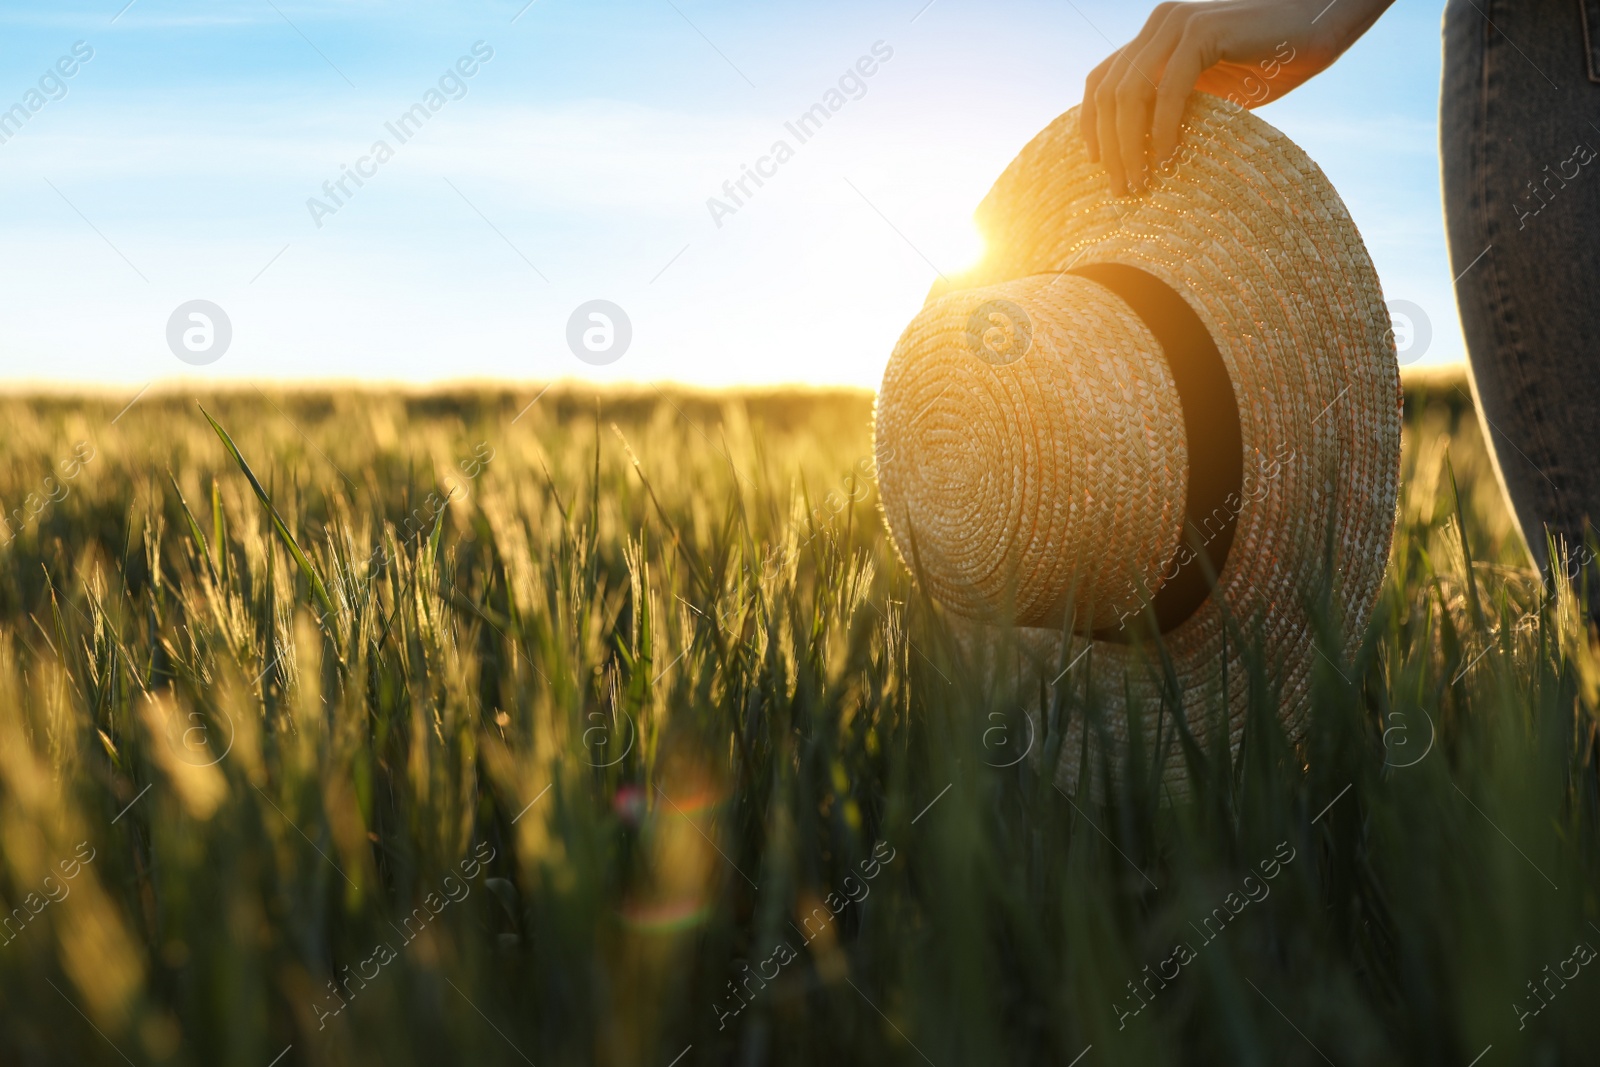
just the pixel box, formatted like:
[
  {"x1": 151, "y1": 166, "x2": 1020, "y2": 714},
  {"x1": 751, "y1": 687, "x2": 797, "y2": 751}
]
[{"x1": 873, "y1": 94, "x2": 1401, "y2": 793}]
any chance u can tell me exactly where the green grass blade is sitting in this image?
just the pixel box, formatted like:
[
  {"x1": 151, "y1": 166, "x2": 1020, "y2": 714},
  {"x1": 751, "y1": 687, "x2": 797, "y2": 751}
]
[
  {"x1": 166, "y1": 467, "x2": 218, "y2": 584},
  {"x1": 199, "y1": 404, "x2": 340, "y2": 637}
]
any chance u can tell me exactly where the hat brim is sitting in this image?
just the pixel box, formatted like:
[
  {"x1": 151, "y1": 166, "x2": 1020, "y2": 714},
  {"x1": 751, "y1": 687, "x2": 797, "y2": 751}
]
[{"x1": 913, "y1": 94, "x2": 1401, "y2": 792}]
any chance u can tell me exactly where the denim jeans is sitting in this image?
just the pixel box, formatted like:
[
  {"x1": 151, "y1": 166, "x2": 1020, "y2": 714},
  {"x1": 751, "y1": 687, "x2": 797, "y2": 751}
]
[{"x1": 1442, "y1": 0, "x2": 1600, "y2": 576}]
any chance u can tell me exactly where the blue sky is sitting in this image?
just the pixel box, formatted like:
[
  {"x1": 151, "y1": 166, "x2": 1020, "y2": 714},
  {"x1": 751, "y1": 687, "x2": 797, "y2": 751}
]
[{"x1": 0, "y1": 0, "x2": 1453, "y2": 388}]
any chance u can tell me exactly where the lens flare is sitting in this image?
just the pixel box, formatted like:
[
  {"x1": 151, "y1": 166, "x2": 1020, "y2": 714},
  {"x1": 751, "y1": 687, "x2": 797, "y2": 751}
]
[{"x1": 938, "y1": 215, "x2": 987, "y2": 276}]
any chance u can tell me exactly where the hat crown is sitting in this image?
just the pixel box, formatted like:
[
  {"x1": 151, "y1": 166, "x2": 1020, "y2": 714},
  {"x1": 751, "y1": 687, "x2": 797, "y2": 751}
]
[{"x1": 875, "y1": 274, "x2": 1189, "y2": 630}]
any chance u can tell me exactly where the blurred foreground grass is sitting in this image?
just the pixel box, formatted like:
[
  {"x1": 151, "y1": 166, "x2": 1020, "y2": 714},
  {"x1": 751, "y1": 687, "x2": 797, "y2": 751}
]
[{"x1": 0, "y1": 375, "x2": 1596, "y2": 1066}]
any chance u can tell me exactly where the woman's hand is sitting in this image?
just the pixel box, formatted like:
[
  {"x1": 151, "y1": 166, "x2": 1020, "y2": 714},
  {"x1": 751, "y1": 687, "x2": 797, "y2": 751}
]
[{"x1": 1081, "y1": 0, "x2": 1394, "y2": 195}]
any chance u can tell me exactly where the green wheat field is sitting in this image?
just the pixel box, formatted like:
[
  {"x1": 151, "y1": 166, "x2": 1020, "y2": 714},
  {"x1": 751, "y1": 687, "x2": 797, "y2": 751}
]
[{"x1": 0, "y1": 374, "x2": 1596, "y2": 1066}]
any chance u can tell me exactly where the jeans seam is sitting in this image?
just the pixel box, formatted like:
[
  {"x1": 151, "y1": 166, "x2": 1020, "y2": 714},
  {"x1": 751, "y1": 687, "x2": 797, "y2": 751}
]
[
  {"x1": 1581, "y1": 0, "x2": 1600, "y2": 83},
  {"x1": 1476, "y1": 0, "x2": 1565, "y2": 524}
]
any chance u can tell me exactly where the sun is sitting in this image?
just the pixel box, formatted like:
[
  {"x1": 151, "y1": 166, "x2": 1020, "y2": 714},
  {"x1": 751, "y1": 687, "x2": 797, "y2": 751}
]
[{"x1": 937, "y1": 214, "x2": 987, "y2": 277}]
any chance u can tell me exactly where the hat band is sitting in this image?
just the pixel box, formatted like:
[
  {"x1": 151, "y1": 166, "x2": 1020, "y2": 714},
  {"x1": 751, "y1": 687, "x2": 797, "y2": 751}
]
[{"x1": 1072, "y1": 263, "x2": 1243, "y2": 638}]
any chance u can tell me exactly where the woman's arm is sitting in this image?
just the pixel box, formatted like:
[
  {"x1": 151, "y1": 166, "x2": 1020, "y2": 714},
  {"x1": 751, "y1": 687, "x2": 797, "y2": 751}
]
[{"x1": 1081, "y1": 0, "x2": 1395, "y2": 195}]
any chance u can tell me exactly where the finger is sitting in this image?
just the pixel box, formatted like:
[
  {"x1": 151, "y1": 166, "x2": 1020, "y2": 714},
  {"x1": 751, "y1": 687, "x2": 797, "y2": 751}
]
[
  {"x1": 1081, "y1": 54, "x2": 1117, "y2": 163},
  {"x1": 1094, "y1": 68, "x2": 1128, "y2": 194},
  {"x1": 1114, "y1": 70, "x2": 1155, "y2": 192},
  {"x1": 1151, "y1": 26, "x2": 1214, "y2": 166},
  {"x1": 1133, "y1": 2, "x2": 1185, "y2": 49},
  {"x1": 1118, "y1": 10, "x2": 1193, "y2": 186},
  {"x1": 1123, "y1": 3, "x2": 1194, "y2": 91},
  {"x1": 1087, "y1": 2, "x2": 1182, "y2": 175}
]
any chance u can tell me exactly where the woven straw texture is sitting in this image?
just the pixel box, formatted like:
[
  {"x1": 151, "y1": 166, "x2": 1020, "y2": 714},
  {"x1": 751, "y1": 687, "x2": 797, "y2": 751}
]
[
  {"x1": 873, "y1": 94, "x2": 1402, "y2": 794},
  {"x1": 878, "y1": 275, "x2": 1189, "y2": 631}
]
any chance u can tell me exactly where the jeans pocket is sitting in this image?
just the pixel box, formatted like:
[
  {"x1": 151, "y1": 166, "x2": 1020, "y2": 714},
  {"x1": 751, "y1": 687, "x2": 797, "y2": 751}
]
[{"x1": 1583, "y1": 0, "x2": 1600, "y2": 83}]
